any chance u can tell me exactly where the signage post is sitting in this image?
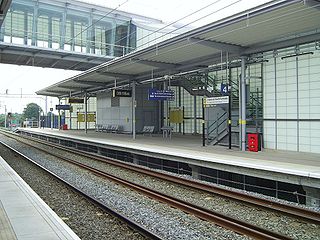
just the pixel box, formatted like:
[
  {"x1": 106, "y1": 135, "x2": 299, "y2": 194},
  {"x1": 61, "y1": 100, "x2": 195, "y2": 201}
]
[{"x1": 220, "y1": 83, "x2": 232, "y2": 149}]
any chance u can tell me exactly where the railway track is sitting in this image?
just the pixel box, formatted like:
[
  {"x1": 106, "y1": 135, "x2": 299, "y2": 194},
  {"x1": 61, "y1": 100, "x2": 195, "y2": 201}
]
[
  {"x1": 0, "y1": 130, "x2": 298, "y2": 240},
  {"x1": 0, "y1": 140, "x2": 162, "y2": 240},
  {"x1": 8, "y1": 130, "x2": 320, "y2": 225}
]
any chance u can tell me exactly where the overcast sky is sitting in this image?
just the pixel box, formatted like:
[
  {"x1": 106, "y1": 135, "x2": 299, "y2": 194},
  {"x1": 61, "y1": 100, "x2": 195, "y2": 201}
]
[{"x1": 0, "y1": 0, "x2": 272, "y2": 114}]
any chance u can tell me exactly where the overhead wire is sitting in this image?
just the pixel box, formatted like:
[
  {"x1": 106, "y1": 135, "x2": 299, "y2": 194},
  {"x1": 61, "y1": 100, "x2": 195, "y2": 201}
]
[
  {"x1": 90, "y1": 1, "x2": 319, "y2": 84},
  {"x1": 113, "y1": 0, "x2": 225, "y2": 48},
  {"x1": 5, "y1": 1, "x2": 319, "y2": 96},
  {"x1": 8, "y1": 0, "x2": 232, "y2": 75},
  {"x1": 128, "y1": 0, "x2": 243, "y2": 52},
  {"x1": 33, "y1": 0, "x2": 247, "y2": 95}
]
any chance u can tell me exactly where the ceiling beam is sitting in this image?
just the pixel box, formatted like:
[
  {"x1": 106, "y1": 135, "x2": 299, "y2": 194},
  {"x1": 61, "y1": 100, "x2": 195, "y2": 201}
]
[
  {"x1": 304, "y1": 0, "x2": 320, "y2": 10},
  {"x1": 95, "y1": 71, "x2": 136, "y2": 79},
  {"x1": 74, "y1": 80, "x2": 108, "y2": 86},
  {"x1": 45, "y1": 89, "x2": 72, "y2": 94},
  {"x1": 59, "y1": 85, "x2": 87, "y2": 90},
  {"x1": 241, "y1": 32, "x2": 320, "y2": 55},
  {"x1": 188, "y1": 37, "x2": 245, "y2": 54},
  {"x1": 132, "y1": 58, "x2": 178, "y2": 69},
  {"x1": 50, "y1": 59, "x2": 61, "y2": 68}
]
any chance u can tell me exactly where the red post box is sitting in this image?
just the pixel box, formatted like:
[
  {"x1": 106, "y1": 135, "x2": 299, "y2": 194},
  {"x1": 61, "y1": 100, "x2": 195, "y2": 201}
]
[
  {"x1": 248, "y1": 133, "x2": 259, "y2": 152},
  {"x1": 62, "y1": 124, "x2": 68, "y2": 130}
]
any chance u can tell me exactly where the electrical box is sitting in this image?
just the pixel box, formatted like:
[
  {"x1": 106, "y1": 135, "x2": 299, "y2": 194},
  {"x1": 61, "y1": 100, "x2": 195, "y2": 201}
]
[{"x1": 248, "y1": 133, "x2": 260, "y2": 152}]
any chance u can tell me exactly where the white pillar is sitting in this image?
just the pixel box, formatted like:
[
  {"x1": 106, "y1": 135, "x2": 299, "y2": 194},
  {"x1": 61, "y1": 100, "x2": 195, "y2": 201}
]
[
  {"x1": 240, "y1": 56, "x2": 247, "y2": 151},
  {"x1": 132, "y1": 81, "x2": 136, "y2": 139},
  {"x1": 193, "y1": 95, "x2": 197, "y2": 134},
  {"x1": 84, "y1": 91, "x2": 88, "y2": 134}
]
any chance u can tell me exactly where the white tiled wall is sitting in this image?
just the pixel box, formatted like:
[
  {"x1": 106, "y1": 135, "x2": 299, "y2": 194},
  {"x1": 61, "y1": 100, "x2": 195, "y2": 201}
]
[
  {"x1": 97, "y1": 92, "x2": 133, "y2": 132},
  {"x1": 263, "y1": 45, "x2": 320, "y2": 153}
]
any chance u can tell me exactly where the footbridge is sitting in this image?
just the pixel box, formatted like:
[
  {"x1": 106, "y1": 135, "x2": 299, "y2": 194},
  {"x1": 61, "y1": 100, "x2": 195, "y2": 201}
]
[{"x1": 0, "y1": 0, "x2": 177, "y2": 70}]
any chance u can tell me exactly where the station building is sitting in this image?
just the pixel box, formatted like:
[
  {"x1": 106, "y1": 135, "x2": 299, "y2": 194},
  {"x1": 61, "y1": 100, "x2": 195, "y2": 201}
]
[
  {"x1": 1, "y1": 0, "x2": 318, "y2": 206},
  {"x1": 37, "y1": 0, "x2": 320, "y2": 154},
  {"x1": 0, "y1": 0, "x2": 187, "y2": 69}
]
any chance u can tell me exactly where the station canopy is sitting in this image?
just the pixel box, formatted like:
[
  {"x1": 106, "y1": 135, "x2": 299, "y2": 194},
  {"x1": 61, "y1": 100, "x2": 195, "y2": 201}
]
[{"x1": 36, "y1": 0, "x2": 320, "y2": 97}]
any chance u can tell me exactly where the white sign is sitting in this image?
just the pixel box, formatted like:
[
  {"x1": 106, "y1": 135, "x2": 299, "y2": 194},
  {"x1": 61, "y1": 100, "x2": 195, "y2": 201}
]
[{"x1": 204, "y1": 96, "x2": 229, "y2": 106}]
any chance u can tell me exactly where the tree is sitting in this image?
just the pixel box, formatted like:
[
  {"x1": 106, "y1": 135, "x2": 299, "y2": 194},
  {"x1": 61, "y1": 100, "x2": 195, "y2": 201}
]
[{"x1": 23, "y1": 103, "x2": 42, "y2": 121}]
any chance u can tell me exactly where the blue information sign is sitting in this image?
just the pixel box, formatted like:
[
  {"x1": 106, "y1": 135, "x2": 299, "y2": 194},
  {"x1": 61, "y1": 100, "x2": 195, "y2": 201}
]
[
  {"x1": 56, "y1": 104, "x2": 71, "y2": 110},
  {"x1": 148, "y1": 89, "x2": 175, "y2": 101},
  {"x1": 220, "y1": 83, "x2": 230, "y2": 95}
]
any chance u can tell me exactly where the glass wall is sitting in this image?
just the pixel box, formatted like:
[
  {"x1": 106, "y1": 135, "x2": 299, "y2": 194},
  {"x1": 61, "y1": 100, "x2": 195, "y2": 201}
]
[
  {"x1": 263, "y1": 43, "x2": 320, "y2": 153},
  {"x1": 1, "y1": 1, "x2": 137, "y2": 57}
]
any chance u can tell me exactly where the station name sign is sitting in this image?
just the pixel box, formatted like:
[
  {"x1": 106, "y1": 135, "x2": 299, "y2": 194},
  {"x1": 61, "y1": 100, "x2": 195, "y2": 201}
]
[
  {"x1": 112, "y1": 89, "x2": 132, "y2": 97},
  {"x1": 68, "y1": 98, "x2": 84, "y2": 104},
  {"x1": 204, "y1": 96, "x2": 229, "y2": 107},
  {"x1": 148, "y1": 89, "x2": 175, "y2": 101},
  {"x1": 56, "y1": 104, "x2": 71, "y2": 110}
]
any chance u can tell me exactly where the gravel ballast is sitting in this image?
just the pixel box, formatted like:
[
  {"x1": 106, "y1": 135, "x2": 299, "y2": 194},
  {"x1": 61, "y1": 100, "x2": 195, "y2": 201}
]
[
  {"x1": 21, "y1": 135, "x2": 320, "y2": 240},
  {"x1": 0, "y1": 134, "x2": 250, "y2": 240},
  {"x1": 0, "y1": 143, "x2": 146, "y2": 240}
]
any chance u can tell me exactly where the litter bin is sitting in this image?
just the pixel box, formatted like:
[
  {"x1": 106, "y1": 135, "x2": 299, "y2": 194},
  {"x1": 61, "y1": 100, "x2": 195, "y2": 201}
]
[{"x1": 248, "y1": 133, "x2": 260, "y2": 152}]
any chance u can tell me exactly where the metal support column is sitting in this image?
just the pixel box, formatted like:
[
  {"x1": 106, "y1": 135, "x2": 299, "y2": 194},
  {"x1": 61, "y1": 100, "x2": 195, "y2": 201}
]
[
  {"x1": 178, "y1": 86, "x2": 182, "y2": 133},
  {"x1": 164, "y1": 81, "x2": 168, "y2": 125},
  {"x1": 48, "y1": 16, "x2": 53, "y2": 48},
  {"x1": 86, "y1": 12, "x2": 93, "y2": 53},
  {"x1": 69, "y1": 109, "x2": 72, "y2": 130},
  {"x1": 60, "y1": 4, "x2": 67, "y2": 49},
  {"x1": 228, "y1": 55, "x2": 232, "y2": 149},
  {"x1": 296, "y1": 56, "x2": 299, "y2": 151},
  {"x1": 84, "y1": 91, "x2": 88, "y2": 134},
  {"x1": 125, "y1": 23, "x2": 131, "y2": 55},
  {"x1": 0, "y1": 20, "x2": 4, "y2": 42},
  {"x1": 24, "y1": 11, "x2": 28, "y2": 45},
  {"x1": 110, "y1": 21, "x2": 116, "y2": 56},
  {"x1": 31, "y1": 1, "x2": 39, "y2": 46},
  {"x1": 193, "y1": 95, "x2": 197, "y2": 134},
  {"x1": 202, "y1": 98, "x2": 205, "y2": 146},
  {"x1": 71, "y1": 20, "x2": 75, "y2": 51},
  {"x1": 4, "y1": 105, "x2": 7, "y2": 128},
  {"x1": 132, "y1": 81, "x2": 136, "y2": 139},
  {"x1": 51, "y1": 112, "x2": 53, "y2": 130},
  {"x1": 90, "y1": 16, "x2": 96, "y2": 54},
  {"x1": 240, "y1": 56, "x2": 247, "y2": 151},
  {"x1": 38, "y1": 107, "x2": 41, "y2": 129},
  {"x1": 58, "y1": 98, "x2": 61, "y2": 130}
]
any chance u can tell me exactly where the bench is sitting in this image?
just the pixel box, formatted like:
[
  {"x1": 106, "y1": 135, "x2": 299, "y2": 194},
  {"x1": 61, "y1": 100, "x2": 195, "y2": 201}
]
[
  {"x1": 96, "y1": 124, "x2": 122, "y2": 133},
  {"x1": 142, "y1": 125, "x2": 155, "y2": 136}
]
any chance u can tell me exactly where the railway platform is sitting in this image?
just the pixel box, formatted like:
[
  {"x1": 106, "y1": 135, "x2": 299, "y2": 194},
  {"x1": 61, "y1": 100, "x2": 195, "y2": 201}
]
[
  {"x1": 0, "y1": 156, "x2": 80, "y2": 240},
  {"x1": 16, "y1": 128, "x2": 320, "y2": 207}
]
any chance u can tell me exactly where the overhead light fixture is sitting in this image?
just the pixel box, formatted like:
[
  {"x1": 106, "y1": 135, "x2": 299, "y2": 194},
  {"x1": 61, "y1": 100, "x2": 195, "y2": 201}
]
[{"x1": 281, "y1": 51, "x2": 313, "y2": 60}]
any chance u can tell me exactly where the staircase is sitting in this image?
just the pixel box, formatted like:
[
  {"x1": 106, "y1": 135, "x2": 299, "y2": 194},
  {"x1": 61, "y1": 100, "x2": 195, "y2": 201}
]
[
  {"x1": 173, "y1": 69, "x2": 263, "y2": 147},
  {"x1": 177, "y1": 74, "x2": 220, "y2": 97}
]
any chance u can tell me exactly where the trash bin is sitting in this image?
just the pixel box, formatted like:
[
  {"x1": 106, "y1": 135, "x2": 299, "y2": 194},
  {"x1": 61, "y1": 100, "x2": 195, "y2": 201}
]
[{"x1": 248, "y1": 133, "x2": 260, "y2": 152}]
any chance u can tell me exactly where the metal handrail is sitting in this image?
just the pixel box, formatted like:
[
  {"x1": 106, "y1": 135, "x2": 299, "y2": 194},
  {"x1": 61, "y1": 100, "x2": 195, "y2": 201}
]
[{"x1": 207, "y1": 111, "x2": 227, "y2": 137}]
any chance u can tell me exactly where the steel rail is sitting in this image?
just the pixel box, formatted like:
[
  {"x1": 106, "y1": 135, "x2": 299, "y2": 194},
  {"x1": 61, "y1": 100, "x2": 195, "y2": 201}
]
[
  {"x1": 0, "y1": 133, "x2": 291, "y2": 240},
  {"x1": 0, "y1": 140, "x2": 163, "y2": 240},
  {"x1": 12, "y1": 130, "x2": 320, "y2": 225}
]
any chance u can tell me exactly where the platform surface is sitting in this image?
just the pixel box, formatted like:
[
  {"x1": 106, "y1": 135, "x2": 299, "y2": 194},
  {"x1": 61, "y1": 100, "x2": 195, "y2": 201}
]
[
  {"x1": 0, "y1": 156, "x2": 80, "y2": 240},
  {"x1": 18, "y1": 128, "x2": 320, "y2": 181}
]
